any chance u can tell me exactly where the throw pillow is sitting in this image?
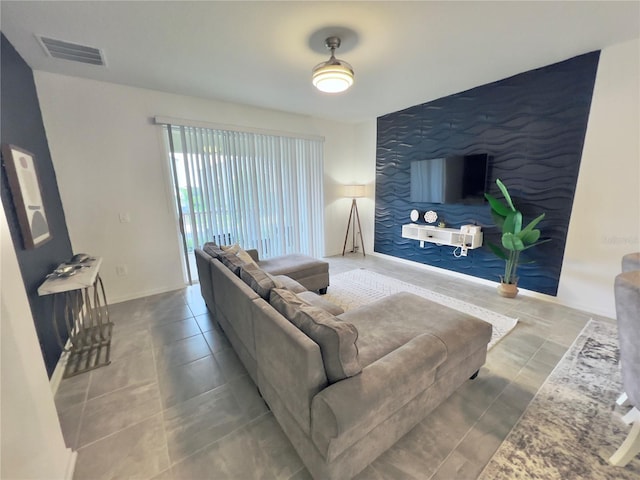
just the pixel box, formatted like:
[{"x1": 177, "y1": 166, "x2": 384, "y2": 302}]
[
  {"x1": 236, "y1": 247, "x2": 258, "y2": 266},
  {"x1": 220, "y1": 251, "x2": 246, "y2": 276},
  {"x1": 271, "y1": 288, "x2": 343, "y2": 317},
  {"x1": 270, "y1": 288, "x2": 307, "y2": 322},
  {"x1": 221, "y1": 243, "x2": 258, "y2": 267},
  {"x1": 292, "y1": 305, "x2": 361, "y2": 383},
  {"x1": 203, "y1": 242, "x2": 224, "y2": 259},
  {"x1": 240, "y1": 263, "x2": 276, "y2": 300},
  {"x1": 221, "y1": 243, "x2": 240, "y2": 255},
  {"x1": 268, "y1": 273, "x2": 284, "y2": 289}
]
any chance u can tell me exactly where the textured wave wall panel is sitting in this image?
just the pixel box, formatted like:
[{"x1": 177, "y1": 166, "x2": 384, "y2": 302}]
[{"x1": 375, "y1": 52, "x2": 600, "y2": 296}]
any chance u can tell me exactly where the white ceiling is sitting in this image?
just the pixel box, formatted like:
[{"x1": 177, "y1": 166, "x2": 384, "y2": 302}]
[{"x1": 2, "y1": 1, "x2": 638, "y2": 123}]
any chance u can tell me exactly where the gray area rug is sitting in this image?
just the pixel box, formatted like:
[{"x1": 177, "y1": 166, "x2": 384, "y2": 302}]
[
  {"x1": 479, "y1": 319, "x2": 640, "y2": 479},
  {"x1": 325, "y1": 269, "x2": 518, "y2": 349}
]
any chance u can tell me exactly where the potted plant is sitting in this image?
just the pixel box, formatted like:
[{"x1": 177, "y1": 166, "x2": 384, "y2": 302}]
[{"x1": 484, "y1": 179, "x2": 550, "y2": 298}]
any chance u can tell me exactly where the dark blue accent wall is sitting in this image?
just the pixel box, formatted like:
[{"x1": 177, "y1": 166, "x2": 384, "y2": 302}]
[
  {"x1": 1, "y1": 34, "x2": 73, "y2": 377},
  {"x1": 375, "y1": 52, "x2": 600, "y2": 296}
]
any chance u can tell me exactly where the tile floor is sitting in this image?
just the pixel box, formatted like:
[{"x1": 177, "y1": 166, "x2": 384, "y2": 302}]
[{"x1": 54, "y1": 254, "x2": 613, "y2": 479}]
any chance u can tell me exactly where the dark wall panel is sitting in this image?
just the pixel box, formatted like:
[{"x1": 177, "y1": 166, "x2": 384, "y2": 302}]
[
  {"x1": 375, "y1": 52, "x2": 600, "y2": 295},
  {"x1": 1, "y1": 34, "x2": 73, "y2": 377}
]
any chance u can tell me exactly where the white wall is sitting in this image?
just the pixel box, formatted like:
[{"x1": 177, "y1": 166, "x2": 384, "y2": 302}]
[
  {"x1": 34, "y1": 73, "x2": 361, "y2": 303},
  {"x1": 352, "y1": 120, "x2": 378, "y2": 255},
  {"x1": 323, "y1": 119, "x2": 377, "y2": 255},
  {"x1": 1, "y1": 201, "x2": 75, "y2": 479},
  {"x1": 558, "y1": 38, "x2": 640, "y2": 317}
]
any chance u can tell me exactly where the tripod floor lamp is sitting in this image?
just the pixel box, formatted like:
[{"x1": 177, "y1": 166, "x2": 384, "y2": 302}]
[{"x1": 342, "y1": 184, "x2": 366, "y2": 256}]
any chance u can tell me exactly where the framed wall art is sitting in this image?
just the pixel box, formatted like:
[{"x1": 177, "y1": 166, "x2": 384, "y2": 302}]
[{"x1": 2, "y1": 144, "x2": 52, "y2": 249}]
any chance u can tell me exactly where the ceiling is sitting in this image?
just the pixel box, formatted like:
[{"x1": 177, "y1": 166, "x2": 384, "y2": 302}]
[{"x1": 2, "y1": 1, "x2": 638, "y2": 123}]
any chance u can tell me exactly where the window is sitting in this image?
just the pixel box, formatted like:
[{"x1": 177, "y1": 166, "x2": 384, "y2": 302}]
[{"x1": 161, "y1": 121, "x2": 324, "y2": 282}]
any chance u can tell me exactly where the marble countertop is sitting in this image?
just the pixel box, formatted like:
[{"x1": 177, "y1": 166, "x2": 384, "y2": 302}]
[{"x1": 38, "y1": 257, "x2": 103, "y2": 296}]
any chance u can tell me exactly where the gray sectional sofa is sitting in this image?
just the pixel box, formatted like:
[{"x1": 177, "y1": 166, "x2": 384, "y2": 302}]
[{"x1": 195, "y1": 243, "x2": 492, "y2": 479}]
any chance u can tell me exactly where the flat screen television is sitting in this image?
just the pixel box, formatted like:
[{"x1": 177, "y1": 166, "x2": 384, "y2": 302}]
[{"x1": 410, "y1": 154, "x2": 490, "y2": 204}]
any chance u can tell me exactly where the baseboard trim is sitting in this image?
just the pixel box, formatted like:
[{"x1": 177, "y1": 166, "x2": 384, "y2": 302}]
[
  {"x1": 109, "y1": 282, "x2": 189, "y2": 304},
  {"x1": 49, "y1": 344, "x2": 70, "y2": 396},
  {"x1": 369, "y1": 251, "x2": 616, "y2": 318},
  {"x1": 369, "y1": 251, "x2": 560, "y2": 303}
]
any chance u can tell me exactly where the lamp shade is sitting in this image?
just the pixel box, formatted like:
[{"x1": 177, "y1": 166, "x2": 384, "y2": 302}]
[{"x1": 344, "y1": 184, "x2": 366, "y2": 198}]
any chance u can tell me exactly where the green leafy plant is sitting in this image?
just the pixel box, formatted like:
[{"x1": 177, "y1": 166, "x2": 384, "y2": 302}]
[{"x1": 484, "y1": 179, "x2": 550, "y2": 285}]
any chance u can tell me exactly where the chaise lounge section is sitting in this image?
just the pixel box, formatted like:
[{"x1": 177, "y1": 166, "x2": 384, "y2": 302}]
[{"x1": 195, "y1": 243, "x2": 492, "y2": 479}]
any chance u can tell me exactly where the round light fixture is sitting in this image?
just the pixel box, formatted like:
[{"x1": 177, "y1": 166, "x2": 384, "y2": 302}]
[{"x1": 312, "y1": 36, "x2": 354, "y2": 93}]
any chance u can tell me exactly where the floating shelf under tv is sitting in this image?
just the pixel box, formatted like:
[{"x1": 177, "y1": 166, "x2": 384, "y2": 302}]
[{"x1": 401, "y1": 224, "x2": 483, "y2": 250}]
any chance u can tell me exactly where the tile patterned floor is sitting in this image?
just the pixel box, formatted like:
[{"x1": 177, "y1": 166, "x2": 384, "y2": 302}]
[{"x1": 55, "y1": 254, "x2": 613, "y2": 479}]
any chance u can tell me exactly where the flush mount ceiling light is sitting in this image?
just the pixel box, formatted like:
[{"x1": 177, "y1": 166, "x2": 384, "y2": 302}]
[{"x1": 312, "y1": 36, "x2": 354, "y2": 93}]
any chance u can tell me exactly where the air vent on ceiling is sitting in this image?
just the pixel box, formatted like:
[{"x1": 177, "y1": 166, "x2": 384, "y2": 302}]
[{"x1": 37, "y1": 36, "x2": 106, "y2": 66}]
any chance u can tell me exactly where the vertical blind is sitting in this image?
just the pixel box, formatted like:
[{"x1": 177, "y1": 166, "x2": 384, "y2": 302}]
[{"x1": 163, "y1": 124, "x2": 324, "y2": 259}]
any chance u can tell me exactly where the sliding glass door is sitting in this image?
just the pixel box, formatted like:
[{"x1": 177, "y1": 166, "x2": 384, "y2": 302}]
[{"x1": 162, "y1": 123, "x2": 324, "y2": 284}]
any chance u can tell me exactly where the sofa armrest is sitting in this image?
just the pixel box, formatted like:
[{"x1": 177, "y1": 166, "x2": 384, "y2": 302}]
[
  {"x1": 254, "y1": 298, "x2": 328, "y2": 435},
  {"x1": 194, "y1": 248, "x2": 215, "y2": 311},
  {"x1": 246, "y1": 249, "x2": 260, "y2": 262},
  {"x1": 310, "y1": 333, "x2": 447, "y2": 461}
]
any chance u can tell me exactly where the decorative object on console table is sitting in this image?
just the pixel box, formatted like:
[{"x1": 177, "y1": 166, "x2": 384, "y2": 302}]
[
  {"x1": 1, "y1": 143, "x2": 52, "y2": 249},
  {"x1": 38, "y1": 256, "x2": 113, "y2": 377},
  {"x1": 424, "y1": 210, "x2": 438, "y2": 224},
  {"x1": 342, "y1": 184, "x2": 366, "y2": 256},
  {"x1": 484, "y1": 179, "x2": 550, "y2": 298}
]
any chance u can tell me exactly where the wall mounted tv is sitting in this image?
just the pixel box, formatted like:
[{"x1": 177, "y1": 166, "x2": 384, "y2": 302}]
[{"x1": 410, "y1": 154, "x2": 490, "y2": 205}]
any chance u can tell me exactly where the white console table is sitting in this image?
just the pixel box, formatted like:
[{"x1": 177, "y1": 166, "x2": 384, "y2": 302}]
[
  {"x1": 38, "y1": 257, "x2": 113, "y2": 377},
  {"x1": 402, "y1": 224, "x2": 483, "y2": 256}
]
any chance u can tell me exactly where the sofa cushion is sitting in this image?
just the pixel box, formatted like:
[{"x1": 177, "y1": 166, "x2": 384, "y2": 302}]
[
  {"x1": 220, "y1": 251, "x2": 246, "y2": 276},
  {"x1": 258, "y1": 254, "x2": 328, "y2": 279},
  {"x1": 269, "y1": 274, "x2": 307, "y2": 293},
  {"x1": 203, "y1": 242, "x2": 225, "y2": 259},
  {"x1": 298, "y1": 291, "x2": 344, "y2": 316},
  {"x1": 292, "y1": 305, "x2": 361, "y2": 383},
  {"x1": 339, "y1": 292, "x2": 492, "y2": 370},
  {"x1": 258, "y1": 254, "x2": 329, "y2": 292},
  {"x1": 240, "y1": 263, "x2": 277, "y2": 300}
]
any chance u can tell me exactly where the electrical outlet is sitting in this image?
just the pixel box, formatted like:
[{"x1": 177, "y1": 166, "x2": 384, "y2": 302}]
[
  {"x1": 115, "y1": 265, "x2": 128, "y2": 276},
  {"x1": 119, "y1": 212, "x2": 131, "y2": 223}
]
